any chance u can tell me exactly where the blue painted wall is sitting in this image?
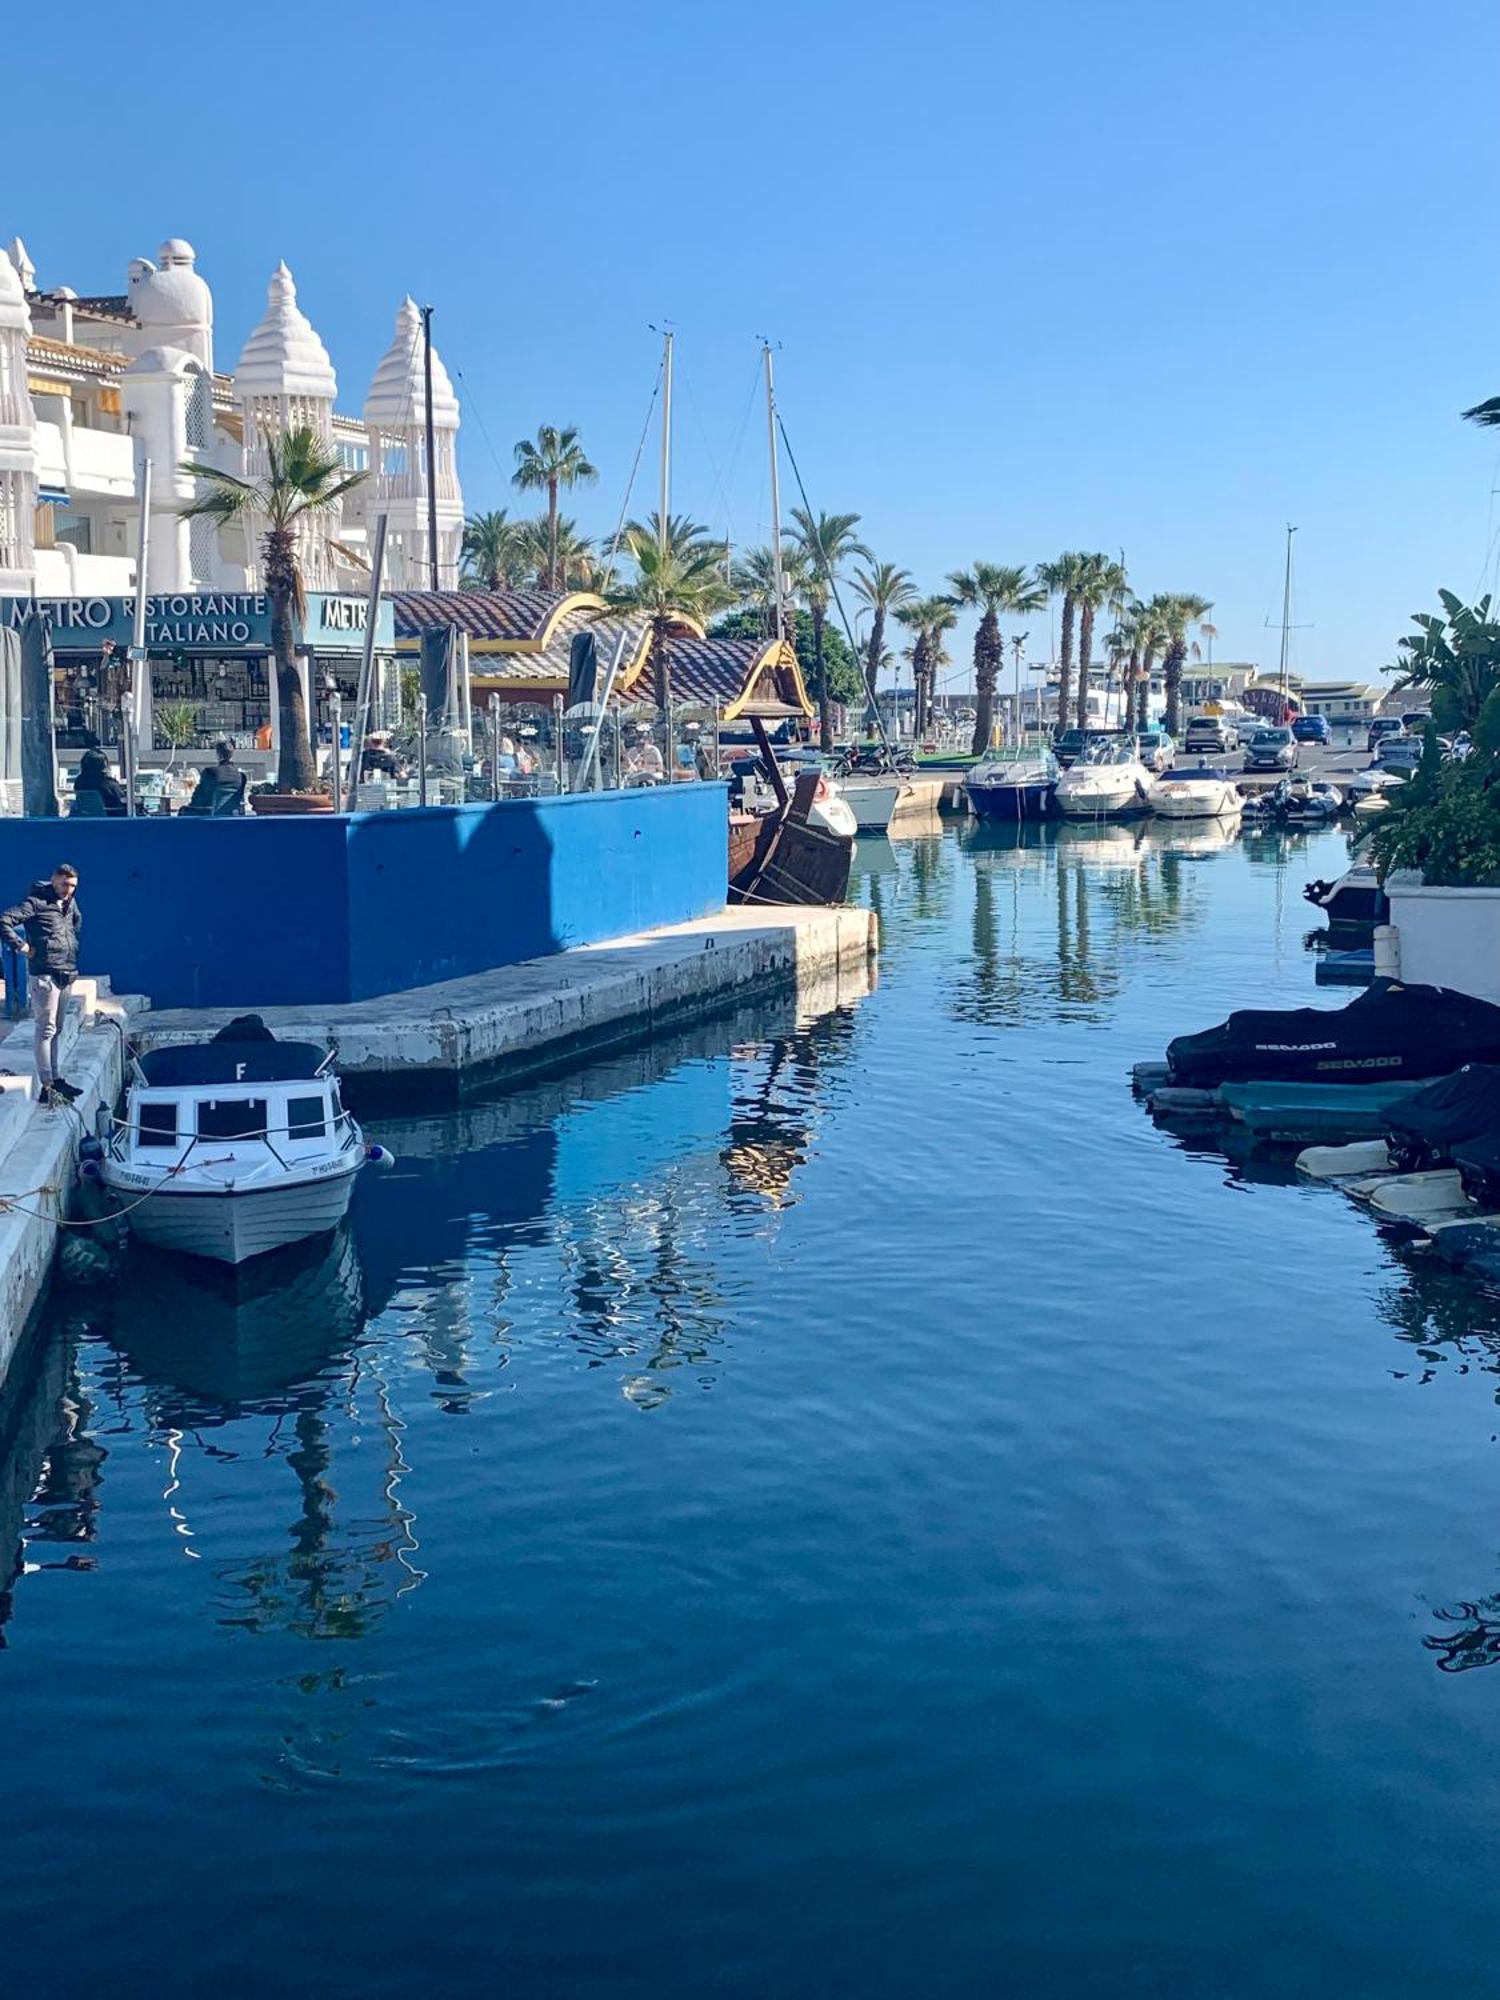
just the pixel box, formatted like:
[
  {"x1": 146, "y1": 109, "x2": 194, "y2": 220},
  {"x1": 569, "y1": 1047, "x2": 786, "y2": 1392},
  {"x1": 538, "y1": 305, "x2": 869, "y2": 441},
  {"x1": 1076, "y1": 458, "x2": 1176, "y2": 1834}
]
[{"x1": 0, "y1": 784, "x2": 727, "y2": 1010}]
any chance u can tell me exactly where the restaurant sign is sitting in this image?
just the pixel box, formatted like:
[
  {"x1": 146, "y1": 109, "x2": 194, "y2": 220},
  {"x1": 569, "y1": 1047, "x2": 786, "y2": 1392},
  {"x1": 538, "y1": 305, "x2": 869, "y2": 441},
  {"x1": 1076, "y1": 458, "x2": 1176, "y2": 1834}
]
[{"x1": 1, "y1": 591, "x2": 394, "y2": 654}]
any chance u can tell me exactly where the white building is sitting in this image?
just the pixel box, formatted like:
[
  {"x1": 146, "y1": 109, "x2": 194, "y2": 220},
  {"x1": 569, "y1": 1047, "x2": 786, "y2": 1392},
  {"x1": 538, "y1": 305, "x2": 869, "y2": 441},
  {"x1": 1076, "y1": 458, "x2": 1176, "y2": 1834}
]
[{"x1": 1, "y1": 232, "x2": 462, "y2": 600}]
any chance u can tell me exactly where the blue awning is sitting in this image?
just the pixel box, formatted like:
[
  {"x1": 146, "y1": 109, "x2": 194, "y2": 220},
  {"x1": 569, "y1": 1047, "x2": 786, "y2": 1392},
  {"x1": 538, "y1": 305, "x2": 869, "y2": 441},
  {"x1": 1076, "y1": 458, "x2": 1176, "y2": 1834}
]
[{"x1": 38, "y1": 487, "x2": 70, "y2": 507}]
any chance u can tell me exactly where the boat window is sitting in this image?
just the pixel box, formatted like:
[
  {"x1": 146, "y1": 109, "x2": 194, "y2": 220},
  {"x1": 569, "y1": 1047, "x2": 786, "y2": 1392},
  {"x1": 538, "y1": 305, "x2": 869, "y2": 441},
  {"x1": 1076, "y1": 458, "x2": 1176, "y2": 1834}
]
[
  {"x1": 137, "y1": 1100, "x2": 177, "y2": 1148},
  {"x1": 197, "y1": 1097, "x2": 268, "y2": 1141},
  {"x1": 287, "y1": 1094, "x2": 327, "y2": 1139}
]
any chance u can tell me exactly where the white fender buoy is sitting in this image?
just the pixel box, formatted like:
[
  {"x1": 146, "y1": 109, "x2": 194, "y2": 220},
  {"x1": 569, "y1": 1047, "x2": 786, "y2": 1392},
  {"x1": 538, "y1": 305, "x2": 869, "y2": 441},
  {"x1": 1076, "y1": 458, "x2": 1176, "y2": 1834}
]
[{"x1": 365, "y1": 1144, "x2": 396, "y2": 1172}]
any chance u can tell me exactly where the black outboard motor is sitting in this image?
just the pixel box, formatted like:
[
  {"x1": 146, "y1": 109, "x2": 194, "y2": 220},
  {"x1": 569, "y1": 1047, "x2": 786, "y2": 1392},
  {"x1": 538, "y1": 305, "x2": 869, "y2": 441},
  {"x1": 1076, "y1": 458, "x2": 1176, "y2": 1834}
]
[
  {"x1": 1385, "y1": 1064, "x2": 1500, "y2": 1173},
  {"x1": 1166, "y1": 983, "x2": 1500, "y2": 1090}
]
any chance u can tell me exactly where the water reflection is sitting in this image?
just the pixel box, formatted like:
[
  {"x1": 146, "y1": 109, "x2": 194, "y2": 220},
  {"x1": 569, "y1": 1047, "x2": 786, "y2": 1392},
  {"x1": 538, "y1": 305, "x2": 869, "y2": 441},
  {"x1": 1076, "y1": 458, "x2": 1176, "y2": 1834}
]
[{"x1": 0, "y1": 1329, "x2": 102, "y2": 1642}]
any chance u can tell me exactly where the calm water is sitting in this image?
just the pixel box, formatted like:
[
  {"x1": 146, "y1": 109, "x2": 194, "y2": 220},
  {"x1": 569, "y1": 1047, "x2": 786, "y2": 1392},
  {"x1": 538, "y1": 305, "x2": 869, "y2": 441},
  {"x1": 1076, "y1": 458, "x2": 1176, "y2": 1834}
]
[{"x1": 7, "y1": 818, "x2": 1500, "y2": 1996}]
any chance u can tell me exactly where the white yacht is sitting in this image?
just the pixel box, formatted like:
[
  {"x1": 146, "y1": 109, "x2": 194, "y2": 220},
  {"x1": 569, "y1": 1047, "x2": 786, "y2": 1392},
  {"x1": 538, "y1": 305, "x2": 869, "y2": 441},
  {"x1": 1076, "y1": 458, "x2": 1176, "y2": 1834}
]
[
  {"x1": 1146, "y1": 764, "x2": 1244, "y2": 820},
  {"x1": 964, "y1": 745, "x2": 1058, "y2": 821},
  {"x1": 96, "y1": 1031, "x2": 390, "y2": 1265},
  {"x1": 1054, "y1": 740, "x2": 1153, "y2": 818},
  {"x1": 836, "y1": 776, "x2": 909, "y2": 833}
]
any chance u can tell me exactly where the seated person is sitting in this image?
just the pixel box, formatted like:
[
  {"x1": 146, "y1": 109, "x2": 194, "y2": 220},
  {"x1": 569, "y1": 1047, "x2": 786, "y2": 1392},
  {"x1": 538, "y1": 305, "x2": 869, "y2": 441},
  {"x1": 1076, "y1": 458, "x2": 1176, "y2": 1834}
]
[
  {"x1": 71, "y1": 748, "x2": 128, "y2": 817},
  {"x1": 182, "y1": 763, "x2": 222, "y2": 816},
  {"x1": 207, "y1": 739, "x2": 248, "y2": 813}
]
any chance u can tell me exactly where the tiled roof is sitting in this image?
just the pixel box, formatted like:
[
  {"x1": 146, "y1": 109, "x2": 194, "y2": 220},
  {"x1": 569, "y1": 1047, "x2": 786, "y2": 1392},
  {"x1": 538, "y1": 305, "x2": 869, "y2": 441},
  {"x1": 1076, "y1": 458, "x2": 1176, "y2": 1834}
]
[
  {"x1": 26, "y1": 333, "x2": 129, "y2": 377},
  {"x1": 36, "y1": 293, "x2": 134, "y2": 324},
  {"x1": 392, "y1": 588, "x2": 575, "y2": 644},
  {"x1": 626, "y1": 633, "x2": 812, "y2": 719}
]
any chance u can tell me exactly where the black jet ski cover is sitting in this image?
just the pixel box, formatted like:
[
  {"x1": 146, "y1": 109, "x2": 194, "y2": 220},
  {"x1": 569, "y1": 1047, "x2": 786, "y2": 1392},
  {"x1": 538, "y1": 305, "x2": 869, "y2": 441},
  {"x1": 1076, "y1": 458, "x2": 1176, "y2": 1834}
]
[
  {"x1": 1455, "y1": 1128, "x2": 1500, "y2": 1208},
  {"x1": 1165, "y1": 983, "x2": 1500, "y2": 1089},
  {"x1": 1386, "y1": 1064, "x2": 1500, "y2": 1172}
]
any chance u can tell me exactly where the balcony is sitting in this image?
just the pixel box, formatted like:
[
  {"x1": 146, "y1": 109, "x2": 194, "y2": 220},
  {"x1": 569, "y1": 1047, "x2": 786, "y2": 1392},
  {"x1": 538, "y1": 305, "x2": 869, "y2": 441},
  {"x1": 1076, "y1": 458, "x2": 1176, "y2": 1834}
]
[
  {"x1": 35, "y1": 420, "x2": 136, "y2": 500},
  {"x1": 33, "y1": 547, "x2": 137, "y2": 596}
]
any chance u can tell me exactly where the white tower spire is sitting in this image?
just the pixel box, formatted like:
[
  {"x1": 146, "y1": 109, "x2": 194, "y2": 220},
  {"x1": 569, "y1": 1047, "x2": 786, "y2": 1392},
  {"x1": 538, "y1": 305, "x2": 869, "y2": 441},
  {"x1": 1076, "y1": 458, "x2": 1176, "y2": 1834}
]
[
  {"x1": 0, "y1": 253, "x2": 38, "y2": 590},
  {"x1": 363, "y1": 296, "x2": 462, "y2": 590},
  {"x1": 234, "y1": 262, "x2": 342, "y2": 590}
]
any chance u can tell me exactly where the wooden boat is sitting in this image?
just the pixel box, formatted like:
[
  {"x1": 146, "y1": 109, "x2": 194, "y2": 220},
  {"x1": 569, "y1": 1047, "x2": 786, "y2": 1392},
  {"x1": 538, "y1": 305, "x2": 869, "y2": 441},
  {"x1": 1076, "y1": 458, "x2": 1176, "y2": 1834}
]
[{"x1": 728, "y1": 717, "x2": 853, "y2": 906}]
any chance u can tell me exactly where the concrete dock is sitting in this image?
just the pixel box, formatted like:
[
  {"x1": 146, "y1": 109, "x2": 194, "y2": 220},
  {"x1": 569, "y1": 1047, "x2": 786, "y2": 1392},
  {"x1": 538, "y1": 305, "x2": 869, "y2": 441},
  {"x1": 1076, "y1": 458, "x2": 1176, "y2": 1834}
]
[
  {"x1": 0, "y1": 979, "x2": 137, "y2": 1388},
  {"x1": 133, "y1": 903, "x2": 879, "y2": 1106}
]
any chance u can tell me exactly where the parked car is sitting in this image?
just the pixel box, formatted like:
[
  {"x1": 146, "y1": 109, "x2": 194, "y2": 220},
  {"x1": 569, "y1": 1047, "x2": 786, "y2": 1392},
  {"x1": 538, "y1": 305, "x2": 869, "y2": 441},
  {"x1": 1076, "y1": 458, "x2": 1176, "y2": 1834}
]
[
  {"x1": 1135, "y1": 730, "x2": 1175, "y2": 773},
  {"x1": 1377, "y1": 733, "x2": 1422, "y2": 774},
  {"x1": 1367, "y1": 716, "x2": 1406, "y2": 753},
  {"x1": 1244, "y1": 726, "x2": 1299, "y2": 773},
  {"x1": 1053, "y1": 727, "x2": 1116, "y2": 768},
  {"x1": 1292, "y1": 714, "x2": 1330, "y2": 744},
  {"x1": 1184, "y1": 717, "x2": 1239, "y2": 755},
  {"x1": 1401, "y1": 712, "x2": 1431, "y2": 733}
]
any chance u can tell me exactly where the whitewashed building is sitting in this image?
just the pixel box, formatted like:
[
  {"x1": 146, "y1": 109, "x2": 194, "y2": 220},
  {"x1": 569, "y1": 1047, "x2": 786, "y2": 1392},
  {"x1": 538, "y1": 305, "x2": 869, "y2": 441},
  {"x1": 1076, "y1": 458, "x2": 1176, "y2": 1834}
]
[{"x1": 0, "y1": 232, "x2": 463, "y2": 767}]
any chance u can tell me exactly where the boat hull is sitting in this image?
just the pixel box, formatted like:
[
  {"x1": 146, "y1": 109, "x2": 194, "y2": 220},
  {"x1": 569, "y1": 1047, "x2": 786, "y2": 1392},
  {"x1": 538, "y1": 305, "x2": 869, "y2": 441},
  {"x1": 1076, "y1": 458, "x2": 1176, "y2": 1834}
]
[
  {"x1": 1148, "y1": 783, "x2": 1242, "y2": 819},
  {"x1": 965, "y1": 779, "x2": 1056, "y2": 821},
  {"x1": 837, "y1": 778, "x2": 903, "y2": 832},
  {"x1": 1056, "y1": 783, "x2": 1150, "y2": 818},
  {"x1": 107, "y1": 1161, "x2": 362, "y2": 1266}
]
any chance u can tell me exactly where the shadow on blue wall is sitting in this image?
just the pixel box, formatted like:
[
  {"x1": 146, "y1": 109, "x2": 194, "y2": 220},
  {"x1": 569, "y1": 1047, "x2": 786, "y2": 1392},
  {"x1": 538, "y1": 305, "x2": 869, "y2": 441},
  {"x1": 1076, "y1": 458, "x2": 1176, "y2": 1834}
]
[{"x1": 0, "y1": 784, "x2": 727, "y2": 1010}]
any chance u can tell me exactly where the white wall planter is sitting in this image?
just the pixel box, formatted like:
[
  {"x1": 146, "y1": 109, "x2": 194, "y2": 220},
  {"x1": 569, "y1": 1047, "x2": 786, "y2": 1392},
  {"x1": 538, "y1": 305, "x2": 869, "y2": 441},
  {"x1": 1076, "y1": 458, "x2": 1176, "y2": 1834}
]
[{"x1": 1386, "y1": 870, "x2": 1500, "y2": 1004}]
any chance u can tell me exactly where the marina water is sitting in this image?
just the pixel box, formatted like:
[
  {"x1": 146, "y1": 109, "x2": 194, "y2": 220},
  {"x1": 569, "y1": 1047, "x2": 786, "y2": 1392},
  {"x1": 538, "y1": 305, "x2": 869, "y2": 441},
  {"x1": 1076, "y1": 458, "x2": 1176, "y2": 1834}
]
[{"x1": 7, "y1": 818, "x2": 1500, "y2": 1995}]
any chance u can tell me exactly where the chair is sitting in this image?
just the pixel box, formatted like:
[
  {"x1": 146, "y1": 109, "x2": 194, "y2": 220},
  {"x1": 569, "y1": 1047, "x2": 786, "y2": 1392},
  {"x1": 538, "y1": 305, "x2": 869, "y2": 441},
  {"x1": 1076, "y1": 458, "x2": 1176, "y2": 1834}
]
[{"x1": 69, "y1": 790, "x2": 107, "y2": 818}]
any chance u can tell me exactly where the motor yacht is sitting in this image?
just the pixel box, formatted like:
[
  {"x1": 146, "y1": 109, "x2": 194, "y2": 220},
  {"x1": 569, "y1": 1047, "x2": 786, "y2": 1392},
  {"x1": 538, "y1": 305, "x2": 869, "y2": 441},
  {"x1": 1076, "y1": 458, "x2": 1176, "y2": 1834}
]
[
  {"x1": 1054, "y1": 740, "x2": 1153, "y2": 818},
  {"x1": 1146, "y1": 764, "x2": 1243, "y2": 819}
]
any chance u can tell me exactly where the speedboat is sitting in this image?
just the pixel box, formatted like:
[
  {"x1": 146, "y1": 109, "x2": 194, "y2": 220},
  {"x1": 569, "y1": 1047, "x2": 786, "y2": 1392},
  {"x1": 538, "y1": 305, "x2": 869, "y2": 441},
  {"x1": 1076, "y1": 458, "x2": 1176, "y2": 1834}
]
[
  {"x1": 1303, "y1": 863, "x2": 1388, "y2": 935},
  {"x1": 965, "y1": 746, "x2": 1057, "y2": 821},
  {"x1": 1346, "y1": 765, "x2": 1405, "y2": 807},
  {"x1": 1146, "y1": 764, "x2": 1242, "y2": 819},
  {"x1": 95, "y1": 1026, "x2": 392, "y2": 1266},
  {"x1": 1054, "y1": 740, "x2": 1153, "y2": 818},
  {"x1": 836, "y1": 775, "x2": 908, "y2": 834},
  {"x1": 1280, "y1": 777, "x2": 1344, "y2": 823}
]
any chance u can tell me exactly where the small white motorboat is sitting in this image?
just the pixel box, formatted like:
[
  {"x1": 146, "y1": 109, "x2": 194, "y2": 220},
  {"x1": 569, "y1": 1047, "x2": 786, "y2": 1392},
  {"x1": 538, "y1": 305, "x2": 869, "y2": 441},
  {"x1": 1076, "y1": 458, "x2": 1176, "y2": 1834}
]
[
  {"x1": 1346, "y1": 765, "x2": 1405, "y2": 806},
  {"x1": 96, "y1": 1029, "x2": 392, "y2": 1266},
  {"x1": 1146, "y1": 764, "x2": 1243, "y2": 819},
  {"x1": 836, "y1": 775, "x2": 908, "y2": 833},
  {"x1": 1055, "y1": 740, "x2": 1153, "y2": 818}
]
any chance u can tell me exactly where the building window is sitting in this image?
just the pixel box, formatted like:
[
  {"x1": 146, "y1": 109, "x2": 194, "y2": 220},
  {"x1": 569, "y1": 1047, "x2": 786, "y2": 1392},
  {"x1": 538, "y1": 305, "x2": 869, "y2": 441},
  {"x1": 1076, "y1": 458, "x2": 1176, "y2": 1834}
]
[
  {"x1": 337, "y1": 441, "x2": 368, "y2": 472},
  {"x1": 53, "y1": 511, "x2": 93, "y2": 554},
  {"x1": 189, "y1": 512, "x2": 215, "y2": 581},
  {"x1": 185, "y1": 372, "x2": 211, "y2": 451}
]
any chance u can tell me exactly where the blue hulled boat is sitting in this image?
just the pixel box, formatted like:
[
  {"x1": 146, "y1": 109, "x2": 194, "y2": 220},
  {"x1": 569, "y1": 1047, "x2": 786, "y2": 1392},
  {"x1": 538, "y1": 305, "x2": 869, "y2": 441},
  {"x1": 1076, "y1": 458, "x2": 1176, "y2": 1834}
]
[{"x1": 964, "y1": 747, "x2": 1058, "y2": 821}]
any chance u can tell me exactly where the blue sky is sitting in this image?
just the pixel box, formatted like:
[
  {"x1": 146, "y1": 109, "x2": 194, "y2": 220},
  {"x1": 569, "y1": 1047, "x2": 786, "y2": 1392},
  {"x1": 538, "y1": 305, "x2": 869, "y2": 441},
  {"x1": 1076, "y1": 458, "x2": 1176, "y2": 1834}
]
[{"x1": 13, "y1": 0, "x2": 1500, "y2": 691}]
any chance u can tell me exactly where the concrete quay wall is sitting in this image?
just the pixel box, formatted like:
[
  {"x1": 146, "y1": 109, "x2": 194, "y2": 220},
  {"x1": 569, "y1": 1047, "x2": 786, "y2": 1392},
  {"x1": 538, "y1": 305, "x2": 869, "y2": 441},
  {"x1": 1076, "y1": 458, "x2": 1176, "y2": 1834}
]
[{"x1": 135, "y1": 904, "x2": 879, "y2": 1106}]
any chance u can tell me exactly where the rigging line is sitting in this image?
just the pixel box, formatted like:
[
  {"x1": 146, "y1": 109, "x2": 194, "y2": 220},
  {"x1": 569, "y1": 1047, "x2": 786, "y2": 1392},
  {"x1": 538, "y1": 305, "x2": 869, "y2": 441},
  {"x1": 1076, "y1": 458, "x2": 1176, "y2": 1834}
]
[
  {"x1": 451, "y1": 365, "x2": 511, "y2": 491},
  {"x1": 600, "y1": 355, "x2": 665, "y2": 592}
]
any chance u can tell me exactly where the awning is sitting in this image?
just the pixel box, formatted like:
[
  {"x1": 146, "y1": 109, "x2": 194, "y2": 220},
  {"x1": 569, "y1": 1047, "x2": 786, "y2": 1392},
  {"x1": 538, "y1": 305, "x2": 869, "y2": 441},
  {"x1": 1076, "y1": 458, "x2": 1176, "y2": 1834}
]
[{"x1": 38, "y1": 487, "x2": 70, "y2": 507}]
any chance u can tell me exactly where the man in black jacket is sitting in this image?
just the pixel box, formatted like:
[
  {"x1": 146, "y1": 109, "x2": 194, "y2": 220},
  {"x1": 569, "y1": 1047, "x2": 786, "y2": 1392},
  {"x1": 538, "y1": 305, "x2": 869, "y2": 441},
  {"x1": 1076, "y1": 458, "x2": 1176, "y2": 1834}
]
[{"x1": 1, "y1": 864, "x2": 83, "y2": 1106}]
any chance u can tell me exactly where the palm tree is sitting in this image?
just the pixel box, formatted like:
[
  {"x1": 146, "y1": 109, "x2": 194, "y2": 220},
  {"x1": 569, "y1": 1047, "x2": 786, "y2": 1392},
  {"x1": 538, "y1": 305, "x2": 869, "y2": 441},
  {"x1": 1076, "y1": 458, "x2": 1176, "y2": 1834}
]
[
  {"x1": 181, "y1": 425, "x2": 365, "y2": 792},
  {"x1": 1135, "y1": 597, "x2": 1170, "y2": 730},
  {"x1": 598, "y1": 529, "x2": 736, "y2": 726},
  {"x1": 896, "y1": 595, "x2": 958, "y2": 739},
  {"x1": 948, "y1": 562, "x2": 1047, "y2": 755},
  {"x1": 1036, "y1": 553, "x2": 1087, "y2": 740},
  {"x1": 460, "y1": 509, "x2": 526, "y2": 591},
  {"x1": 1463, "y1": 398, "x2": 1500, "y2": 430},
  {"x1": 851, "y1": 560, "x2": 916, "y2": 705},
  {"x1": 1070, "y1": 554, "x2": 1129, "y2": 730},
  {"x1": 516, "y1": 514, "x2": 598, "y2": 591},
  {"x1": 511, "y1": 425, "x2": 598, "y2": 591},
  {"x1": 623, "y1": 512, "x2": 724, "y2": 565},
  {"x1": 1106, "y1": 600, "x2": 1153, "y2": 732},
  {"x1": 785, "y1": 508, "x2": 870, "y2": 750},
  {"x1": 1155, "y1": 591, "x2": 1215, "y2": 736},
  {"x1": 733, "y1": 544, "x2": 809, "y2": 640}
]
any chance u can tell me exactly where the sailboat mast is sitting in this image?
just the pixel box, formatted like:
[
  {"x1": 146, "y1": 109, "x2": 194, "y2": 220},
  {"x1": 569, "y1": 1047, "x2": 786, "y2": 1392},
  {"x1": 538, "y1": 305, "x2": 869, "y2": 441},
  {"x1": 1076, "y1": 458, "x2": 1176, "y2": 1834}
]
[
  {"x1": 421, "y1": 305, "x2": 440, "y2": 591},
  {"x1": 1278, "y1": 522, "x2": 1297, "y2": 701},
  {"x1": 659, "y1": 329, "x2": 673, "y2": 556},
  {"x1": 763, "y1": 342, "x2": 785, "y2": 646}
]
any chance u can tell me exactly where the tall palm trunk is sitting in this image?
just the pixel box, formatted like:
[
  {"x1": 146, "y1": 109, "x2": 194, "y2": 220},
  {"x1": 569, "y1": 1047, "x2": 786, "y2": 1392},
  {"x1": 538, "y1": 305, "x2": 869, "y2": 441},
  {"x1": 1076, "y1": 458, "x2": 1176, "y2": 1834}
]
[
  {"x1": 913, "y1": 634, "x2": 930, "y2": 737},
  {"x1": 813, "y1": 601, "x2": 832, "y2": 751},
  {"x1": 653, "y1": 618, "x2": 673, "y2": 733},
  {"x1": 1127, "y1": 647, "x2": 1142, "y2": 731},
  {"x1": 1075, "y1": 599, "x2": 1097, "y2": 731},
  {"x1": 1055, "y1": 592, "x2": 1077, "y2": 738},
  {"x1": 865, "y1": 608, "x2": 885, "y2": 706},
  {"x1": 1163, "y1": 640, "x2": 1187, "y2": 737},
  {"x1": 971, "y1": 609, "x2": 1002, "y2": 756},
  {"x1": 1138, "y1": 641, "x2": 1159, "y2": 731},
  {"x1": 266, "y1": 533, "x2": 316, "y2": 792},
  {"x1": 547, "y1": 476, "x2": 560, "y2": 590}
]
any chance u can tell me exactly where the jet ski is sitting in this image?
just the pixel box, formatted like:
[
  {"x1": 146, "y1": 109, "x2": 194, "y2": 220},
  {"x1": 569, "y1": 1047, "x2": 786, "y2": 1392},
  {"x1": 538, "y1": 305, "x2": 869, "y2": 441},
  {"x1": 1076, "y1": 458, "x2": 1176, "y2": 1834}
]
[
  {"x1": 1454, "y1": 1129, "x2": 1500, "y2": 1210},
  {"x1": 1387, "y1": 1065, "x2": 1500, "y2": 1173},
  {"x1": 1165, "y1": 982, "x2": 1500, "y2": 1090}
]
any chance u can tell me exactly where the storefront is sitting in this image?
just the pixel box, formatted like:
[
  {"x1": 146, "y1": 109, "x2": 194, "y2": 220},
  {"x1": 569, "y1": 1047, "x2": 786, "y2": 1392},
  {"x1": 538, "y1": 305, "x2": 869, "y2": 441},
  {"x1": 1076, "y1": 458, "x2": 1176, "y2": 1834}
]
[{"x1": 1, "y1": 590, "x2": 397, "y2": 774}]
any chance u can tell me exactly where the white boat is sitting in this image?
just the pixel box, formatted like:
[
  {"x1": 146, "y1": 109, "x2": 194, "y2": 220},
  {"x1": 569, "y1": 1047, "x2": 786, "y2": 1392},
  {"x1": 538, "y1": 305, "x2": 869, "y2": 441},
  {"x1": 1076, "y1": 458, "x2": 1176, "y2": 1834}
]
[
  {"x1": 835, "y1": 775, "x2": 908, "y2": 833},
  {"x1": 96, "y1": 1032, "x2": 391, "y2": 1266},
  {"x1": 1054, "y1": 740, "x2": 1153, "y2": 818},
  {"x1": 964, "y1": 747, "x2": 1057, "y2": 821},
  {"x1": 1146, "y1": 764, "x2": 1243, "y2": 819},
  {"x1": 1346, "y1": 765, "x2": 1405, "y2": 805}
]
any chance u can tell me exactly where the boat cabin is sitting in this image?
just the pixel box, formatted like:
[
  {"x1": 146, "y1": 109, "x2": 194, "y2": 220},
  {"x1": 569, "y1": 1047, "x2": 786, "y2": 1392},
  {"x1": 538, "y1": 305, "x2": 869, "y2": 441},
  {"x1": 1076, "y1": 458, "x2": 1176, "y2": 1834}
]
[{"x1": 121, "y1": 1040, "x2": 355, "y2": 1166}]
